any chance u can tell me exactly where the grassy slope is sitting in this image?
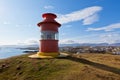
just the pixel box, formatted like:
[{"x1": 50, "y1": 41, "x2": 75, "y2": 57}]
[{"x1": 0, "y1": 53, "x2": 120, "y2": 80}]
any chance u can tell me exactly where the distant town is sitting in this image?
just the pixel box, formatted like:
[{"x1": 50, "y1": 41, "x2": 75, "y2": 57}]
[{"x1": 60, "y1": 46, "x2": 120, "y2": 55}]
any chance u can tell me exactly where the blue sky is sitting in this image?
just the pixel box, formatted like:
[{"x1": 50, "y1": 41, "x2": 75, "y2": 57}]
[{"x1": 0, "y1": 0, "x2": 120, "y2": 45}]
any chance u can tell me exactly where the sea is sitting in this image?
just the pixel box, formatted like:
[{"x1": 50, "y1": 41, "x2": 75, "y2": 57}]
[{"x1": 0, "y1": 46, "x2": 28, "y2": 59}]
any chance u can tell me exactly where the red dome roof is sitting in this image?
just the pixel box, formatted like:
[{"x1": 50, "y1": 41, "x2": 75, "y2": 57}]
[{"x1": 42, "y1": 13, "x2": 57, "y2": 19}]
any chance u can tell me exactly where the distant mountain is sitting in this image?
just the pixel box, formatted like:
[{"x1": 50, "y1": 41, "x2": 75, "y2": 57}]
[
  {"x1": 59, "y1": 43, "x2": 120, "y2": 47},
  {"x1": 111, "y1": 43, "x2": 120, "y2": 46}
]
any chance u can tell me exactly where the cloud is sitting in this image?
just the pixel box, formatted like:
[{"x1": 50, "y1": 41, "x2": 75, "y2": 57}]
[
  {"x1": 17, "y1": 39, "x2": 39, "y2": 45},
  {"x1": 15, "y1": 24, "x2": 33, "y2": 27},
  {"x1": 60, "y1": 39, "x2": 79, "y2": 44},
  {"x1": 61, "y1": 33, "x2": 66, "y2": 36},
  {"x1": 44, "y1": 5, "x2": 54, "y2": 9},
  {"x1": 87, "y1": 23, "x2": 120, "y2": 31},
  {"x1": 3, "y1": 21, "x2": 11, "y2": 25},
  {"x1": 100, "y1": 32, "x2": 120, "y2": 43},
  {"x1": 0, "y1": 5, "x2": 7, "y2": 16},
  {"x1": 25, "y1": 39, "x2": 39, "y2": 45},
  {"x1": 56, "y1": 6, "x2": 102, "y2": 25},
  {"x1": 83, "y1": 14, "x2": 98, "y2": 25},
  {"x1": 60, "y1": 31, "x2": 120, "y2": 44},
  {"x1": 64, "y1": 25, "x2": 72, "y2": 28}
]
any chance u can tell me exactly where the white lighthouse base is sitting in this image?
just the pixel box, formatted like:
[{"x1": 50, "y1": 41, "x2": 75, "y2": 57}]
[{"x1": 28, "y1": 52, "x2": 69, "y2": 59}]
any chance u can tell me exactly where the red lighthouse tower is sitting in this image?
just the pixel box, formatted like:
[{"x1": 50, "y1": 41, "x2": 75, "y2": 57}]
[
  {"x1": 29, "y1": 13, "x2": 61, "y2": 58},
  {"x1": 37, "y1": 13, "x2": 61, "y2": 58},
  {"x1": 29, "y1": 13, "x2": 68, "y2": 58}
]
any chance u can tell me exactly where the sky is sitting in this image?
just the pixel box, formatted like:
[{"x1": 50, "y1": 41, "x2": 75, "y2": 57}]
[{"x1": 0, "y1": 0, "x2": 120, "y2": 45}]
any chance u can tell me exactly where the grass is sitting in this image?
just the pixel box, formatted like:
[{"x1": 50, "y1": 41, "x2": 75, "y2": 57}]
[{"x1": 0, "y1": 53, "x2": 120, "y2": 80}]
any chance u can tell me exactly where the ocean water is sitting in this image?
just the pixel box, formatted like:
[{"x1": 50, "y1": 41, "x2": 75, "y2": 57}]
[{"x1": 0, "y1": 47, "x2": 26, "y2": 59}]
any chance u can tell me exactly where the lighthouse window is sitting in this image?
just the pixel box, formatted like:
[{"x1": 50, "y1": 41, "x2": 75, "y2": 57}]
[
  {"x1": 41, "y1": 31, "x2": 58, "y2": 40},
  {"x1": 47, "y1": 34, "x2": 52, "y2": 39},
  {"x1": 55, "y1": 33, "x2": 58, "y2": 40}
]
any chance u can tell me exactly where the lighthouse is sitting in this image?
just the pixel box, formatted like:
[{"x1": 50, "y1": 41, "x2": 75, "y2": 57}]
[
  {"x1": 29, "y1": 13, "x2": 62, "y2": 58},
  {"x1": 37, "y1": 13, "x2": 61, "y2": 58}
]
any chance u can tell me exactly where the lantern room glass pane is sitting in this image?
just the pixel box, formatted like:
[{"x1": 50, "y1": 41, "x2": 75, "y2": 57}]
[{"x1": 41, "y1": 31, "x2": 58, "y2": 40}]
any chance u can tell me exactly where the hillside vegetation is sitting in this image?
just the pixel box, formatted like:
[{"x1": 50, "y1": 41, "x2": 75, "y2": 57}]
[{"x1": 0, "y1": 53, "x2": 120, "y2": 80}]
